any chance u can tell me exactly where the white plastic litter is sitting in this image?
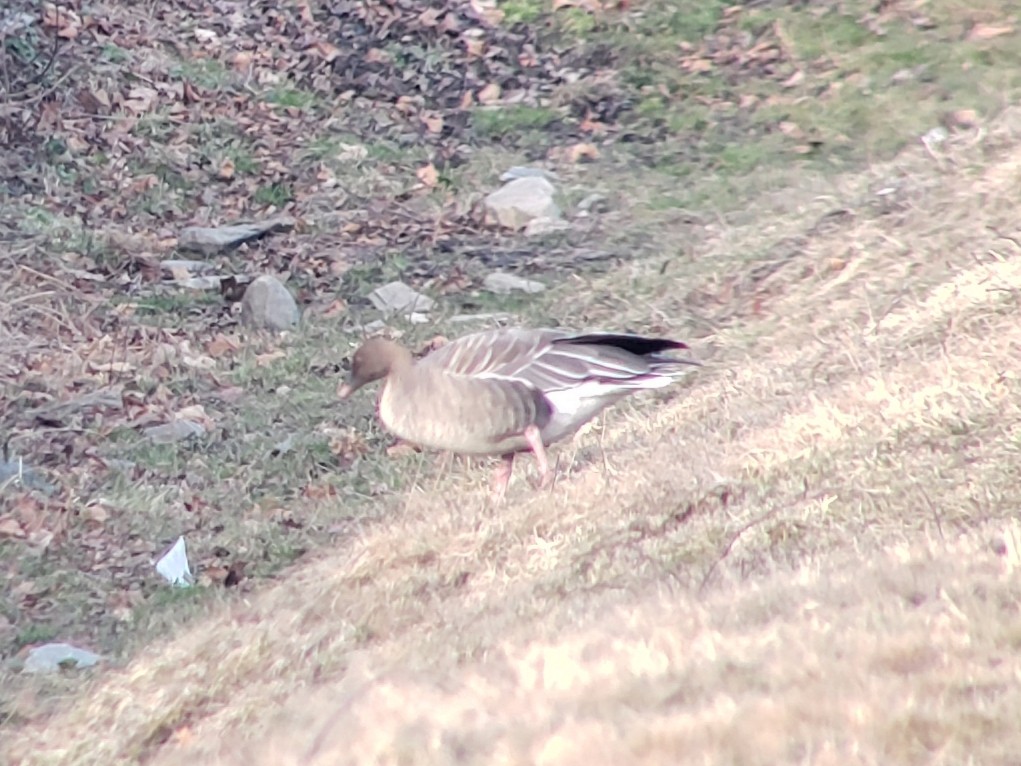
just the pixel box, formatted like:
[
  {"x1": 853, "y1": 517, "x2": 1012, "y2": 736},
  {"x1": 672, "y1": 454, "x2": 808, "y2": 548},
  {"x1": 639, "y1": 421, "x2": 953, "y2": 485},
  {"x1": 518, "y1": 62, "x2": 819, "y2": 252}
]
[
  {"x1": 155, "y1": 536, "x2": 194, "y2": 587},
  {"x1": 24, "y1": 643, "x2": 102, "y2": 674}
]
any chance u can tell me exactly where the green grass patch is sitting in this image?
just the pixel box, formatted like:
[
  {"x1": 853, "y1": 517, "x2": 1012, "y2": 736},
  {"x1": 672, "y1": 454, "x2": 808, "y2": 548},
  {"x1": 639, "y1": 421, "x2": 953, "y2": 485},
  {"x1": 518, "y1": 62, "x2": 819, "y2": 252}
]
[
  {"x1": 252, "y1": 181, "x2": 294, "y2": 207},
  {"x1": 100, "y1": 43, "x2": 131, "y2": 64},
  {"x1": 499, "y1": 0, "x2": 546, "y2": 25},
  {"x1": 126, "y1": 291, "x2": 223, "y2": 319},
  {"x1": 644, "y1": 0, "x2": 728, "y2": 41},
  {"x1": 226, "y1": 145, "x2": 259, "y2": 175},
  {"x1": 133, "y1": 112, "x2": 179, "y2": 143},
  {"x1": 264, "y1": 86, "x2": 318, "y2": 110},
  {"x1": 472, "y1": 105, "x2": 561, "y2": 139},
  {"x1": 172, "y1": 58, "x2": 232, "y2": 90},
  {"x1": 11, "y1": 623, "x2": 59, "y2": 651},
  {"x1": 591, "y1": 0, "x2": 1021, "y2": 184},
  {"x1": 557, "y1": 8, "x2": 598, "y2": 37}
]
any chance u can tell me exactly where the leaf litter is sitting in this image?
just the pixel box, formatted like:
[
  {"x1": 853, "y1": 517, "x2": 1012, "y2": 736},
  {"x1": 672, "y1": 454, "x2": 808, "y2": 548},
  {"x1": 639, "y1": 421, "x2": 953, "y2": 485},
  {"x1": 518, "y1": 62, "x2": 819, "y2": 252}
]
[{"x1": 0, "y1": 0, "x2": 858, "y2": 685}]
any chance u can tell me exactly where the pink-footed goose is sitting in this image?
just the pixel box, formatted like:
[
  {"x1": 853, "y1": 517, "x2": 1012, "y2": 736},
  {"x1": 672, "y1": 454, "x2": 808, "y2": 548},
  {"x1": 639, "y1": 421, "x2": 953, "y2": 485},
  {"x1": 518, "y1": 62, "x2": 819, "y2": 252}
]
[{"x1": 338, "y1": 328, "x2": 699, "y2": 497}]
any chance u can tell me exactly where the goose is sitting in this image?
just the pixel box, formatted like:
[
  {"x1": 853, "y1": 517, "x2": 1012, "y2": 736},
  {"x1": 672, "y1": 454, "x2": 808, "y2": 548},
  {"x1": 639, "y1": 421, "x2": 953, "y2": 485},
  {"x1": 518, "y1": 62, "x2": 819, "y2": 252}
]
[{"x1": 338, "y1": 328, "x2": 699, "y2": 497}]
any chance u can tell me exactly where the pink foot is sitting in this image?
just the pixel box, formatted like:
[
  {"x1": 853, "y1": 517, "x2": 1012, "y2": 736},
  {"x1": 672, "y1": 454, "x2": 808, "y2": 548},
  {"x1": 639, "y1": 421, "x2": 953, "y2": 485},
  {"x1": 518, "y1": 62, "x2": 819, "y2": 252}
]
[
  {"x1": 523, "y1": 424, "x2": 554, "y2": 489},
  {"x1": 490, "y1": 453, "x2": 514, "y2": 501}
]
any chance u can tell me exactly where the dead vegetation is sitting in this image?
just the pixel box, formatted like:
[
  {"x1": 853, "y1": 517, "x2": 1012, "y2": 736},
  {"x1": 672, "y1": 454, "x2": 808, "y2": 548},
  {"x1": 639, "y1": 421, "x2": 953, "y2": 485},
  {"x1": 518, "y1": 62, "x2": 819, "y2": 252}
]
[
  {"x1": 6, "y1": 87, "x2": 1021, "y2": 766},
  {"x1": 3, "y1": 0, "x2": 1021, "y2": 762}
]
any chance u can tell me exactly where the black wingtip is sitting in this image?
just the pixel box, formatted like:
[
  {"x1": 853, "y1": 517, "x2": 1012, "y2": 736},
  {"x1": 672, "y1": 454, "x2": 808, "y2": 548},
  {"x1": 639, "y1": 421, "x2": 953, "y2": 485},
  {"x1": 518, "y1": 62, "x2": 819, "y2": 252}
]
[{"x1": 558, "y1": 333, "x2": 690, "y2": 357}]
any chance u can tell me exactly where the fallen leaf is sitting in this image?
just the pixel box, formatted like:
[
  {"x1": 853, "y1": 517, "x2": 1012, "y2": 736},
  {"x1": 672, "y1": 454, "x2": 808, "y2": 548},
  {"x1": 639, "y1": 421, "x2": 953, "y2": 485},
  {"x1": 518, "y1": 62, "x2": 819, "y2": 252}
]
[
  {"x1": 417, "y1": 163, "x2": 439, "y2": 187},
  {"x1": 168, "y1": 264, "x2": 192, "y2": 281},
  {"x1": 386, "y1": 442, "x2": 421, "y2": 457},
  {"x1": 88, "y1": 361, "x2": 135, "y2": 373},
  {"x1": 181, "y1": 353, "x2": 216, "y2": 370},
  {"x1": 781, "y1": 70, "x2": 805, "y2": 88},
  {"x1": 949, "y1": 108, "x2": 980, "y2": 128},
  {"x1": 206, "y1": 334, "x2": 241, "y2": 358},
  {"x1": 967, "y1": 23, "x2": 1014, "y2": 41},
  {"x1": 42, "y1": 3, "x2": 81, "y2": 37},
  {"x1": 477, "y1": 83, "x2": 502, "y2": 104},
  {"x1": 126, "y1": 175, "x2": 159, "y2": 194},
  {"x1": 12, "y1": 495, "x2": 43, "y2": 532},
  {"x1": 552, "y1": 0, "x2": 602, "y2": 9},
  {"x1": 421, "y1": 113, "x2": 444, "y2": 134},
  {"x1": 311, "y1": 40, "x2": 341, "y2": 62},
  {"x1": 175, "y1": 404, "x2": 210, "y2": 425},
  {"x1": 27, "y1": 529, "x2": 55, "y2": 550},
  {"x1": 201, "y1": 566, "x2": 230, "y2": 586},
  {"x1": 303, "y1": 483, "x2": 337, "y2": 501},
  {"x1": 778, "y1": 120, "x2": 805, "y2": 138},
  {"x1": 231, "y1": 51, "x2": 253, "y2": 70},
  {"x1": 256, "y1": 350, "x2": 286, "y2": 366},
  {"x1": 217, "y1": 158, "x2": 235, "y2": 181},
  {"x1": 567, "y1": 143, "x2": 600, "y2": 163},
  {"x1": 224, "y1": 561, "x2": 247, "y2": 587},
  {"x1": 329, "y1": 429, "x2": 370, "y2": 461},
  {"x1": 0, "y1": 516, "x2": 25, "y2": 538},
  {"x1": 470, "y1": 0, "x2": 504, "y2": 24},
  {"x1": 83, "y1": 504, "x2": 110, "y2": 524},
  {"x1": 212, "y1": 386, "x2": 245, "y2": 402},
  {"x1": 321, "y1": 299, "x2": 347, "y2": 317},
  {"x1": 418, "y1": 8, "x2": 443, "y2": 27},
  {"x1": 682, "y1": 57, "x2": 713, "y2": 74},
  {"x1": 419, "y1": 335, "x2": 449, "y2": 353},
  {"x1": 579, "y1": 114, "x2": 608, "y2": 135},
  {"x1": 171, "y1": 726, "x2": 195, "y2": 746}
]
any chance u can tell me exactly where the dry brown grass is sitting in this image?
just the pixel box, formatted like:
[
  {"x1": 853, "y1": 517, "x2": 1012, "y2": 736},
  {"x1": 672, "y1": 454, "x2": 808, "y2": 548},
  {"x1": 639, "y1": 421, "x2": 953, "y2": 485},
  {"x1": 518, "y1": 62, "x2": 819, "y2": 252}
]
[{"x1": 7, "y1": 106, "x2": 1021, "y2": 766}]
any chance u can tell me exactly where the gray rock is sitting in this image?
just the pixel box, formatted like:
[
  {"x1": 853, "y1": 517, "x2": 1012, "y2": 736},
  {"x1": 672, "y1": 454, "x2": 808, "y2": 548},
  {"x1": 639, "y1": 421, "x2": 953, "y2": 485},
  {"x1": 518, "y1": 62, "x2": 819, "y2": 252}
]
[
  {"x1": 577, "y1": 193, "x2": 609, "y2": 213},
  {"x1": 0, "y1": 459, "x2": 55, "y2": 494},
  {"x1": 272, "y1": 434, "x2": 295, "y2": 456},
  {"x1": 922, "y1": 126, "x2": 949, "y2": 149},
  {"x1": 523, "y1": 216, "x2": 570, "y2": 237},
  {"x1": 144, "y1": 420, "x2": 206, "y2": 444},
  {"x1": 240, "y1": 275, "x2": 300, "y2": 330},
  {"x1": 451, "y1": 312, "x2": 518, "y2": 324},
  {"x1": 500, "y1": 166, "x2": 559, "y2": 183},
  {"x1": 178, "y1": 215, "x2": 296, "y2": 256},
  {"x1": 102, "y1": 459, "x2": 137, "y2": 473},
  {"x1": 23, "y1": 643, "x2": 102, "y2": 674},
  {"x1": 483, "y1": 272, "x2": 546, "y2": 295},
  {"x1": 174, "y1": 275, "x2": 224, "y2": 290},
  {"x1": 368, "y1": 281, "x2": 435, "y2": 315},
  {"x1": 360, "y1": 319, "x2": 388, "y2": 334},
  {"x1": 0, "y1": 12, "x2": 35, "y2": 38},
  {"x1": 28, "y1": 385, "x2": 123, "y2": 421},
  {"x1": 484, "y1": 177, "x2": 561, "y2": 230},
  {"x1": 160, "y1": 259, "x2": 215, "y2": 276},
  {"x1": 449, "y1": 312, "x2": 517, "y2": 324}
]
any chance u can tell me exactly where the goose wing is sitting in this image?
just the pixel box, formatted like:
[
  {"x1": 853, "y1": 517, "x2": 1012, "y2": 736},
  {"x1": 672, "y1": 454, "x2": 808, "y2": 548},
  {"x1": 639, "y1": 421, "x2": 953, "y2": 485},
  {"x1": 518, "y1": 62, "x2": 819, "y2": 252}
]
[{"x1": 421, "y1": 329, "x2": 696, "y2": 393}]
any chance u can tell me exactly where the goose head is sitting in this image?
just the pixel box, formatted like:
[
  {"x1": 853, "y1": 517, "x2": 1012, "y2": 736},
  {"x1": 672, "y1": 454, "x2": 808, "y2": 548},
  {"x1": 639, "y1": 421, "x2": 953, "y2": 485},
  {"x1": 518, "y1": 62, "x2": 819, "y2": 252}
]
[{"x1": 337, "y1": 338, "x2": 413, "y2": 399}]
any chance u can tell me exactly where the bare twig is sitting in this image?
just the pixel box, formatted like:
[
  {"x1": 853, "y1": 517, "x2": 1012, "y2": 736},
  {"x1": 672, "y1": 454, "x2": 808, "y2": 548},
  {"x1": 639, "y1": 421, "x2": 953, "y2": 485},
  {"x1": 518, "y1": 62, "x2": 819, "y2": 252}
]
[{"x1": 698, "y1": 506, "x2": 780, "y2": 595}]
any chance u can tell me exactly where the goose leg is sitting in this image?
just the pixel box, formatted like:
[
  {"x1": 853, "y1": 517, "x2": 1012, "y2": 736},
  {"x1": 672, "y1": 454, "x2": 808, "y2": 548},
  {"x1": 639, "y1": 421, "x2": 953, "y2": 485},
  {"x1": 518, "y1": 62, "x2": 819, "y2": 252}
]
[
  {"x1": 490, "y1": 453, "x2": 515, "y2": 500},
  {"x1": 523, "y1": 424, "x2": 553, "y2": 489}
]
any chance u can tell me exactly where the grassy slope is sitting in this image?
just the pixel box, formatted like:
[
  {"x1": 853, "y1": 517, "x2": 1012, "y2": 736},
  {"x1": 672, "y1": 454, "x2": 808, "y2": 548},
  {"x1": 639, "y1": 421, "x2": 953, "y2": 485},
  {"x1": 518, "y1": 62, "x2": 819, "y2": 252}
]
[
  {"x1": 13, "y1": 108, "x2": 1021, "y2": 766},
  {"x1": 5, "y1": 0, "x2": 1021, "y2": 763}
]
